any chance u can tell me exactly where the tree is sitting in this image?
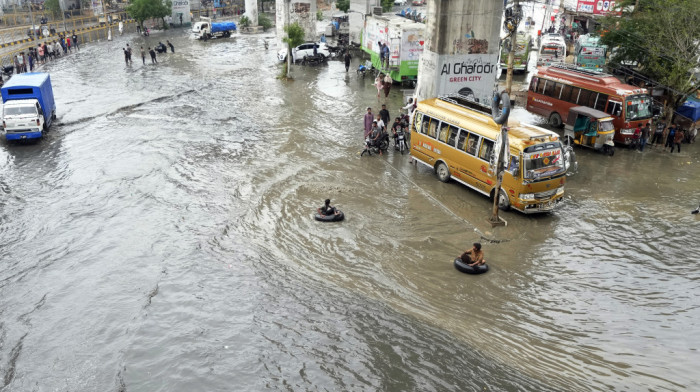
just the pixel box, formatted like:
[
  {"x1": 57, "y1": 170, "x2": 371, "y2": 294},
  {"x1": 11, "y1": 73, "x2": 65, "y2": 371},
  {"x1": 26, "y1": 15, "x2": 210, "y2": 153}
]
[
  {"x1": 44, "y1": 0, "x2": 62, "y2": 19},
  {"x1": 283, "y1": 22, "x2": 305, "y2": 78},
  {"x1": 336, "y1": 0, "x2": 350, "y2": 13},
  {"x1": 258, "y1": 14, "x2": 272, "y2": 32},
  {"x1": 126, "y1": 0, "x2": 172, "y2": 30},
  {"x1": 600, "y1": 0, "x2": 700, "y2": 116},
  {"x1": 381, "y1": 0, "x2": 393, "y2": 12}
]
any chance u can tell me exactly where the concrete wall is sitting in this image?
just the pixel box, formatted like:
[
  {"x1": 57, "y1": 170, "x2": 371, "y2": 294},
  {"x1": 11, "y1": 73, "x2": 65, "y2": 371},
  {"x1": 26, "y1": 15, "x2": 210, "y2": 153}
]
[{"x1": 416, "y1": 0, "x2": 504, "y2": 103}]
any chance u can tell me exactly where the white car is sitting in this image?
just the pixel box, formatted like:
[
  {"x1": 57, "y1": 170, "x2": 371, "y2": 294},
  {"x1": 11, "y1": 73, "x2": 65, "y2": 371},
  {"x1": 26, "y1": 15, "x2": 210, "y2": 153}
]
[
  {"x1": 277, "y1": 42, "x2": 331, "y2": 62},
  {"x1": 394, "y1": 0, "x2": 407, "y2": 5}
]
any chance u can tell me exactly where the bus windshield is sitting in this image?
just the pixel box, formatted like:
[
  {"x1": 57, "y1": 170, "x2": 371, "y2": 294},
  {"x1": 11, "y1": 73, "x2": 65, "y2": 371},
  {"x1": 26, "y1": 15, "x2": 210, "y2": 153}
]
[
  {"x1": 523, "y1": 147, "x2": 565, "y2": 180},
  {"x1": 542, "y1": 46, "x2": 563, "y2": 57},
  {"x1": 625, "y1": 95, "x2": 652, "y2": 121}
]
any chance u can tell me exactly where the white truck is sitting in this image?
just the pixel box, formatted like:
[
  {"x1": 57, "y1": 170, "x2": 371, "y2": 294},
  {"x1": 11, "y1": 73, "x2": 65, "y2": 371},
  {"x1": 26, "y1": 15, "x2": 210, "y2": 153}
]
[{"x1": 191, "y1": 17, "x2": 237, "y2": 40}]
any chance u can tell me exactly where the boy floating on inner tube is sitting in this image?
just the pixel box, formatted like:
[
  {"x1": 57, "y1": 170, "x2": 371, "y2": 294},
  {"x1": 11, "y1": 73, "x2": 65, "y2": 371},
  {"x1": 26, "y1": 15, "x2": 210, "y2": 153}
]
[
  {"x1": 318, "y1": 199, "x2": 340, "y2": 216},
  {"x1": 461, "y1": 242, "x2": 485, "y2": 267}
]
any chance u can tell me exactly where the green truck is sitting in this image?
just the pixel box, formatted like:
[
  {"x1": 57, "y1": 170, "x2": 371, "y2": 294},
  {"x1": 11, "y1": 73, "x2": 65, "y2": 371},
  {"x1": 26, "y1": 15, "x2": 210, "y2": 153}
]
[
  {"x1": 500, "y1": 32, "x2": 532, "y2": 73},
  {"x1": 361, "y1": 14, "x2": 426, "y2": 86}
]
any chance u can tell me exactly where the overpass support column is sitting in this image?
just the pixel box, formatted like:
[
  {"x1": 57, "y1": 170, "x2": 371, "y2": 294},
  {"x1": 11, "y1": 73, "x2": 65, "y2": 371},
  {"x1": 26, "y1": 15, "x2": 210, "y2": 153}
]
[
  {"x1": 416, "y1": 0, "x2": 504, "y2": 103},
  {"x1": 245, "y1": 0, "x2": 258, "y2": 26}
]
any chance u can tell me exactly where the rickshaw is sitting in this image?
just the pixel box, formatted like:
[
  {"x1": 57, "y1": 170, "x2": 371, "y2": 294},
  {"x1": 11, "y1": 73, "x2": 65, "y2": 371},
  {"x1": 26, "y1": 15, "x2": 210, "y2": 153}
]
[{"x1": 564, "y1": 106, "x2": 616, "y2": 156}]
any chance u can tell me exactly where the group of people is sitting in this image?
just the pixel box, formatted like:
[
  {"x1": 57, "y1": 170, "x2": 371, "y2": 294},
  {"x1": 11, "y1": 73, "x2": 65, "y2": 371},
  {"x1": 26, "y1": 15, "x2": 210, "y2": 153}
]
[
  {"x1": 362, "y1": 99, "x2": 417, "y2": 156},
  {"x1": 374, "y1": 72, "x2": 393, "y2": 102},
  {"x1": 123, "y1": 41, "x2": 175, "y2": 66},
  {"x1": 377, "y1": 41, "x2": 391, "y2": 69},
  {"x1": 635, "y1": 119, "x2": 697, "y2": 153},
  {"x1": 9, "y1": 32, "x2": 80, "y2": 77}
]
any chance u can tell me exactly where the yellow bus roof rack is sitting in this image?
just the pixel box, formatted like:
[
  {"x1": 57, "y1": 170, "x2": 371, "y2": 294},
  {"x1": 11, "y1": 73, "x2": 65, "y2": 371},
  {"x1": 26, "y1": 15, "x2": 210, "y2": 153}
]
[{"x1": 437, "y1": 95, "x2": 491, "y2": 116}]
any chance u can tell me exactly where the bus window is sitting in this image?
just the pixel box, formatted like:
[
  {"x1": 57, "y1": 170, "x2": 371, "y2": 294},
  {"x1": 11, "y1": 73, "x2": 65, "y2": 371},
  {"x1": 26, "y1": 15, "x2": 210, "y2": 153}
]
[
  {"x1": 466, "y1": 133, "x2": 480, "y2": 155},
  {"x1": 478, "y1": 138, "x2": 494, "y2": 161},
  {"x1": 414, "y1": 113, "x2": 424, "y2": 133},
  {"x1": 560, "y1": 84, "x2": 573, "y2": 102},
  {"x1": 578, "y1": 89, "x2": 591, "y2": 107},
  {"x1": 428, "y1": 119, "x2": 438, "y2": 138},
  {"x1": 447, "y1": 126, "x2": 459, "y2": 146},
  {"x1": 456, "y1": 130, "x2": 468, "y2": 150},
  {"x1": 586, "y1": 91, "x2": 598, "y2": 108},
  {"x1": 553, "y1": 83, "x2": 564, "y2": 99},
  {"x1": 606, "y1": 101, "x2": 622, "y2": 116},
  {"x1": 569, "y1": 87, "x2": 581, "y2": 104},
  {"x1": 438, "y1": 122, "x2": 451, "y2": 143},
  {"x1": 537, "y1": 77, "x2": 547, "y2": 94},
  {"x1": 625, "y1": 95, "x2": 652, "y2": 121},
  {"x1": 529, "y1": 77, "x2": 539, "y2": 92},
  {"x1": 594, "y1": 94, "x2": 608, "y2": 111},
  {"x1": 508, "y1": 155, "x2": 520, "y2": 177},
  {"x1": 543, "y1": 80, "x2": 555, "y2": 97}
]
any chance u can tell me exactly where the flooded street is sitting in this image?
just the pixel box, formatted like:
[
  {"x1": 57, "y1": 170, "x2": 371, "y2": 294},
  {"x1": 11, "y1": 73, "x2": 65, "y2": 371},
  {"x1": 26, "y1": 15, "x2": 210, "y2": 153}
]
[{"x1": 1, "y1": 30, "x2": 699, "y2": 391}]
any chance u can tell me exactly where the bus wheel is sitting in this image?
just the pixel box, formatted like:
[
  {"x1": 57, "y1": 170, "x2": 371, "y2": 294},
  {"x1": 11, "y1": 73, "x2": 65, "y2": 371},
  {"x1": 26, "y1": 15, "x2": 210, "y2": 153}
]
[
  {"x1": 435, "y1": 162, "x2": 450, "y2": 182},
  {"x1": 549, "y1": 112, "x2": 563, "y2": 128},
  {"x1": 497, "y1": 189, "x2": 510, "y2": 211}
]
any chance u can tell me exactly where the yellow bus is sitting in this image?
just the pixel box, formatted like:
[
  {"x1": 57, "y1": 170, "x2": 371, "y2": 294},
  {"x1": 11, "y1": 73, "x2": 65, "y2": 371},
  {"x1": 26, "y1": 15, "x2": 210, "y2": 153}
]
[{"x1": 410, "y1": 96, "x2": 567, "y2": 214}]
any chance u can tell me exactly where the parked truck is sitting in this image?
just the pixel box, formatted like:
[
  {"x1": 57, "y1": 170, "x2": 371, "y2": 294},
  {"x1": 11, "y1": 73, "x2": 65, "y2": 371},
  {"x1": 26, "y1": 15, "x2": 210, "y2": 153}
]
[
  {"x1": 192, "y1": 17, "x2": 237, "y2": 40},
  {"x1": 1, "y1": 72, "x2": 56, "y2": 141},
  {"x1": 361, "y1": 14, "x2": 426, "y2": 86}
]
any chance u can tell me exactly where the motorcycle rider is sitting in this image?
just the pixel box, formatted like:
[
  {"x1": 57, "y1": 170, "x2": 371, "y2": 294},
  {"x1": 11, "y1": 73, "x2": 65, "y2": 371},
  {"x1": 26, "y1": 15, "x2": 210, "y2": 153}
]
[{"x1": 391, "y1": 117, "x2": 402, "y2": 147}]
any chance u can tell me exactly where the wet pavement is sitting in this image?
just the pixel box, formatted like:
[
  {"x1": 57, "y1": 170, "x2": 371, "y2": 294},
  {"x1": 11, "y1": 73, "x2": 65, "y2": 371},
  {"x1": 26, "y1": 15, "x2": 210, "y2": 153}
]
[{"x1": 1, "y1": 29, "x2": 699, "y2": 391}]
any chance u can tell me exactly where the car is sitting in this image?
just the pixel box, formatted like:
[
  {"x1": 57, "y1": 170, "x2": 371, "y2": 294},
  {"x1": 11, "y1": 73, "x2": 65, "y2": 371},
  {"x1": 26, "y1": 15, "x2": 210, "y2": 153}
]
[
  {"x1": 411, "y1": 0, "x2": 425, "y2": 5},
  {"x1": 394, "y1": 0, "x2": 407, "y2": 5},
  {"x1": 277, "y1": 42, "x2": 331, "y2": 62}
]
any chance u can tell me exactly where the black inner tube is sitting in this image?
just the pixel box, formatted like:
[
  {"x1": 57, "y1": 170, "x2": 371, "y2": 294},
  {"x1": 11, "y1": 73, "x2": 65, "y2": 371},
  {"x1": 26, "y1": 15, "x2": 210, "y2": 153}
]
[
  {"x1": 491, "y1": 91, "x2": 511, "y2": 125},
  {"x1": 453, "y1": 258, "x2": 489, "y2": 275},
  {"x1": 314, "y1": 210, "x2": 344, "y2": 222}
]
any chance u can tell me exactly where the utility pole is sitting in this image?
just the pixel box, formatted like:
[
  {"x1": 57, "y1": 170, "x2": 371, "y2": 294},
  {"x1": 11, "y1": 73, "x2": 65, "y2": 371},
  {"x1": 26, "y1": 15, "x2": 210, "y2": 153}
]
[
  {"x1": 488, "y1": 92, "x2": 510, "y2": 227},
  {"x1": 27, "y1": 0, "x2": 35, "y2": 39},
  {"x1": 504, "y1": 0, "x2": 522, "y2": 95}
]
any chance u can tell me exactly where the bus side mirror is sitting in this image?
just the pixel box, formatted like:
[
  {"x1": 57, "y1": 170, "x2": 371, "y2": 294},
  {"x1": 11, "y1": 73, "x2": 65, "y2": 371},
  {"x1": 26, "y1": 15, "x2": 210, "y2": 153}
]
[{"x1": 615, "y1": 110, "x2": 621, "y2": 117}]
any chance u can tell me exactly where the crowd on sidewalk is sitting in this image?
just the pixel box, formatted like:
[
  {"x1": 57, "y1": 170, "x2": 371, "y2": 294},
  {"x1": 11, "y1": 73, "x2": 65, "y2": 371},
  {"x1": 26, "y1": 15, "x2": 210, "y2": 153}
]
[{"x1": 4, "y1": 31, "x2": 81, "y2": 80}]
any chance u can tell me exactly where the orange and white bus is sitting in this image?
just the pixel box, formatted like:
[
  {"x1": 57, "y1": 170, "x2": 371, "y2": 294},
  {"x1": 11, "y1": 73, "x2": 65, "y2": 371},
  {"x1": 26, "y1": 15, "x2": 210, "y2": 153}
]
[
  {"x1": 410, "y1": 96, "x2": 567, "y2": 214},
  {"x1": 527, "y1": 65, "x2": 653, "y2": 145}
]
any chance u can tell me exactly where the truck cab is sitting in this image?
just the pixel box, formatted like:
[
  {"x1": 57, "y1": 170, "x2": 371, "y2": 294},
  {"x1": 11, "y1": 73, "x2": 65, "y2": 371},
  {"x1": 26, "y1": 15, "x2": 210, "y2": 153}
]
[{"x1": 2, "y1": 100, "x2": 45, "y2": 140}]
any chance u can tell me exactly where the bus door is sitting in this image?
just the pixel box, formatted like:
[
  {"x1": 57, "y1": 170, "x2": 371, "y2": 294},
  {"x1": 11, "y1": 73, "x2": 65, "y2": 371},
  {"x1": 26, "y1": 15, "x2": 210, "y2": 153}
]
[{"x1": 455, "y1": 129, "x2": 484, "y2": 188}]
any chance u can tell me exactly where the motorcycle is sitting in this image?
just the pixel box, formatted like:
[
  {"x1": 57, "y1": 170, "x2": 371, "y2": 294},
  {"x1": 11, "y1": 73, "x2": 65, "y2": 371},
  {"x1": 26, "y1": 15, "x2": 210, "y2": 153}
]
[
  {"x1": 394, "y1": 127, "x2": 408, "y2": 154},
  {"x1": 357, "y1": 63, "x2": 368, "y2": 77},
  {"x1": 361, "y1": 132, "x2": 389, "y2": 156}
]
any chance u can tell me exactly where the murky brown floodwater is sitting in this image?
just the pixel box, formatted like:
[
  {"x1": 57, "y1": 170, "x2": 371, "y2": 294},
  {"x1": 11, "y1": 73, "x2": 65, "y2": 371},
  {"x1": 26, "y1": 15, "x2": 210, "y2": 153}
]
[{"x1": 1, "y1": 29, "x2": 699, "y2": 392}]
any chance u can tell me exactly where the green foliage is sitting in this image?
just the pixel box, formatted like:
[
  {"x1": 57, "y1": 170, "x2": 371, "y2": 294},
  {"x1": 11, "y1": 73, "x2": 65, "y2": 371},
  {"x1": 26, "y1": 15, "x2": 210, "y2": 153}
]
[
  {"x1": 44, "y1": 0, "x2": 61, "y2": 18},
  {"x1": 600, "y1": 0, "x2": 700, "y2": 107},
  {"x1": 283, "y1": 22, "x2": 305, "y2": 49},
  {"x1": 258, "y1": 14, "x2": 272, "y2": 32},
  {"x1": 381, "y1": 0, "x2": 393, "y2": 12},
  {"x1": 240, "y1": 15, "x2": 251, "y2": 28},
  {"x1": 316, "y1": 9, "x2": 323, "y2": 21},
  {"x1": 336, "y1": 0, "x2": 350, "y2": 13},
  {"x1": 126, "y1": 0, "x2": 172, "y2": 27}
]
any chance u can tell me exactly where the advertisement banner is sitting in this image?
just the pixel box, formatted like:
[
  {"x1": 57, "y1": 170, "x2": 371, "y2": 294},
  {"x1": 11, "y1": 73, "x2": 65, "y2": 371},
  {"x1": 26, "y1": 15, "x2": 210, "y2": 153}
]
[
  {"x1": 362, "y1": 19, "x2": 388, "y2": 55},
  {"x1": 576, "y1": 0, "x2": 621, "y2": 15},
  {"x1": 435, "y1": 54, "x2": 499, "y2": 104},
  {"x1": 399, "y1": 28, "x2": 423, "y2": 72},
  {"x1": 172, "y1": 0, "x2": 191, "y2": 25}
]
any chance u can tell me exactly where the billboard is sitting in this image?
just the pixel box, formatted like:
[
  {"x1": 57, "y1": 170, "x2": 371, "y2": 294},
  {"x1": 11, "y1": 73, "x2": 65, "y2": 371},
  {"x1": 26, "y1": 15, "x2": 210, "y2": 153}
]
[
  {"x1": 576, "y1": 0, "x2": 621, "y2": 15},
  {"x1": 434, "y1": 54, "x2": 499, "y2": 103},
  {"x1": 172, "y1": 0, "x2": 191, "y2": 25}
]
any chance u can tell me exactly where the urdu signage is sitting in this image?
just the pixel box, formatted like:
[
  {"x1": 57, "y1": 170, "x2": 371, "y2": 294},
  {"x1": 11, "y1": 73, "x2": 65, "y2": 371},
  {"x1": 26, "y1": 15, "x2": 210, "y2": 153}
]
[{"x1": 576, "y1": 0, "x2": 621, "y2": 15}]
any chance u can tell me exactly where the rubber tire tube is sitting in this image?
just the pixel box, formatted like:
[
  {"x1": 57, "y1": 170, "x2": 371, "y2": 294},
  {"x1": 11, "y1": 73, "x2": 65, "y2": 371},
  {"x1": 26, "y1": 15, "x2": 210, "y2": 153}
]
[{"x1": 454, "y1": 258, "x2": 489, "y2": 275}]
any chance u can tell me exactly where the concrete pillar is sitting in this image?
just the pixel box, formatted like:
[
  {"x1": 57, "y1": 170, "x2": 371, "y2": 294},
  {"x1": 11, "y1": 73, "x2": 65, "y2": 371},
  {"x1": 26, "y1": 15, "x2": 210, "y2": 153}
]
[
  {"x1": 416, "y1": 0, "x2": 504, "y2": 104},
  {"x1": 245, "y1": 0, "x2": 258, "y2": 26},
  {"x1": 275, "y1": 0, "x2": 317, "y2": 46}
]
